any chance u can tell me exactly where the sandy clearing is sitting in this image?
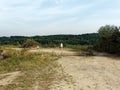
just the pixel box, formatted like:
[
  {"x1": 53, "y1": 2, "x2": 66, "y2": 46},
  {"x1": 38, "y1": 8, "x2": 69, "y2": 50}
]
[
  {"x1": 28, "y1": 48, "x2": 120, "y2": 90},
  {"x1": 0, "y1": 71, "x2": 21, "y2": 86},
  {"x1": 33, "y1": 48, "x2": 120, "y2": 90},
  {"x1": 3, "y1": 48, "x2": 120, "y2": 90},
  {"x1": 57, "y1": 56, "x2": 120, "y2": 90}
]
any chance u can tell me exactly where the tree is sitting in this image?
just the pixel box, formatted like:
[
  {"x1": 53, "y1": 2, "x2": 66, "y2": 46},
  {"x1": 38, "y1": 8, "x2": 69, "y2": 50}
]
[
  {"x1": 98, "y1": 25, "x2": 119, "y2": 38},
  {"x1": 97, "y1": 25, "x2": 120, "y2": 53}
]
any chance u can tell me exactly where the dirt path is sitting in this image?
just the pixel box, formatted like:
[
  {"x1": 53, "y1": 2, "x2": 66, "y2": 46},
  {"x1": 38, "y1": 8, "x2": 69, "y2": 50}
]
[
  {"x1": 57, "y1": 56, "x2": 120, "y2": 90},
  {"x1": 29, "y1": 48, "x2": 77, "y2": 56},
  {"x1": 29, "y1": 48, "x2": 120, "y2": 90},
  {"x1": 35, "y1": 48, "x2": 120, "y2": 90}
]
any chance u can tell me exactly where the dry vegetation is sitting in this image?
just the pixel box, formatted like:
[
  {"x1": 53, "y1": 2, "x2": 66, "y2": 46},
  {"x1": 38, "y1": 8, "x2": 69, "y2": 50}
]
[{"x1": 0, "y1": 48, "x2": 73, "y2": 90}]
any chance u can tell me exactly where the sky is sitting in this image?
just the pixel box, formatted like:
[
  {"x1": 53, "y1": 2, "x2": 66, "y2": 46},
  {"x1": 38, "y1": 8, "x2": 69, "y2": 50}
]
[{"x1": 0, "y1": 0, "x2": 120, "y2": 36}]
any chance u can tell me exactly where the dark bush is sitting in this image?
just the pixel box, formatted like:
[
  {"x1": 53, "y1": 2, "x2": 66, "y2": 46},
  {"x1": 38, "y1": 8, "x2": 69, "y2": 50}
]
[{"x1": 22, "y1": 39, "x2": 39, "y2": 48}]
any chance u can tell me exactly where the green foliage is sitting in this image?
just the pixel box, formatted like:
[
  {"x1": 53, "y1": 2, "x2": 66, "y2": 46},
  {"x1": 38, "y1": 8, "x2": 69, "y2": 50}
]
[
  {"x1": 0, "y1": 34, "x2": 99, "y2": 47},
  {"x1": 98, "y1": 25, "x2": 119, "y2": 38},
  {"x1": 22, "y1": 39, "x2": 39, "y2": 48},
  {"x1": 95, "y1": 25, "x2": 120, "y2": 54}
]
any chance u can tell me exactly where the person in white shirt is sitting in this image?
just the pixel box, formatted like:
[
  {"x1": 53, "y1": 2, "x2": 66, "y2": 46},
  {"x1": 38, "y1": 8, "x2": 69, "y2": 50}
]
[{"x1": 60, "y1": 43, "x2": 63, "y2": 48}]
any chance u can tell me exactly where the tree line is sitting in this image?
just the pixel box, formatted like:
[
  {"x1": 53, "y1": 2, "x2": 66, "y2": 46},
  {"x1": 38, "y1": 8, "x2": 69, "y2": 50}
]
[
  {"x1": 0, "y1": 25, "x2": 120, "y2": 54},
  {"x1": 0, "y1": 33, "x2": 98, "y2": 47}
]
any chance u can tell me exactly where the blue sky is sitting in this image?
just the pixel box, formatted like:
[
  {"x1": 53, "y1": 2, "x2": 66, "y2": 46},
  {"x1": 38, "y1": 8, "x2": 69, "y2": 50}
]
[{"x1": 0, "y1": 0, "x2": 120, "y2": 36}]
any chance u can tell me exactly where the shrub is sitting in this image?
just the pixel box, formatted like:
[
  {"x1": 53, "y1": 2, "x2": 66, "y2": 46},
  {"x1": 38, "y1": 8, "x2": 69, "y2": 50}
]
[
  {"x1": 22, "y1": 39, "x2": 39, "y2": 48},
  {"x1": 0, "y1": 50, "x2": 15, "y2": 60}
]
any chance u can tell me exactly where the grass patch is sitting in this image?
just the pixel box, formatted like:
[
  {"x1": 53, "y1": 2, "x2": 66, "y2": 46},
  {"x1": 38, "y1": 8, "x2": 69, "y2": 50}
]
[
  {"x1": 66, "y1": 45, "x2": 92, "y2": 51},
  {"x1": 66, "y1": 45, "x2": 95, "y2": 56},
  {"x1": 0, "y1": 45, "x2": 18, "y2": 49},
  {"x1": 0, "y1": 49, "x2": 72, "y2": 90}
]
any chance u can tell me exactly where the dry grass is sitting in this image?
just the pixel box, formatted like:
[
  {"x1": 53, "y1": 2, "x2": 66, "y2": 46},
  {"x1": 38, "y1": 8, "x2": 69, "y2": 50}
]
[{"x1": 0, "y1": 49, "x2": 72, "y2": 90}]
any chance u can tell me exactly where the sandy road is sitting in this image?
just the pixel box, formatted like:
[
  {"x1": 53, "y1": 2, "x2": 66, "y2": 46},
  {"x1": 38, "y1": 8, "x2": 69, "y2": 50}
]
[
  {"x1": 35, "y1": 48, "x2": 120, "y2": 90},
  {"x1": 1, "y1": 48, "x2": 120, "y2": 90},
  {"x1": 57, "y1": 56, "x2": 120, "y2": 90}
]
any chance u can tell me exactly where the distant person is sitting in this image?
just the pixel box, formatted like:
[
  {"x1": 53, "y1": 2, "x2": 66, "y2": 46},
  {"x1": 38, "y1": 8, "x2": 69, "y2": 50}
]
[{"x1": 60, "y1": 43, "x2": 63, "y2": 48}]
